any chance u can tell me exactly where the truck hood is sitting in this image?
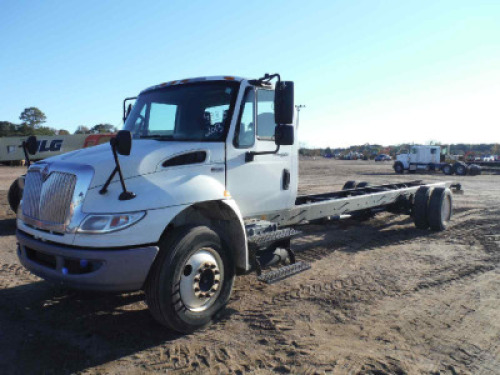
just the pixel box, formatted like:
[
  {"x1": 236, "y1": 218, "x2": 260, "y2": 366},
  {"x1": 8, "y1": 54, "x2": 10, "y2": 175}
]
[{"x1": 41, "y1": 139, "x2": 224, "y2": 188}]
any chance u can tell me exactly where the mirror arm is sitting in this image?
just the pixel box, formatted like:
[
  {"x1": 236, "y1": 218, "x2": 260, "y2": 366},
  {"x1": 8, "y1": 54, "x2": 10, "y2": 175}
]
[
  {"x1": 99, "y1": 141, "x2": 136, "y2": 200},
  {"x1": 123, "y1": 97, "x2": 137, "y2": 122},
  {"x1": 245, "y1": 145, "x2": 280, "y2": 163},
  {"x1": 21, "y1": 142, "x2": 32, "y2": 168}
]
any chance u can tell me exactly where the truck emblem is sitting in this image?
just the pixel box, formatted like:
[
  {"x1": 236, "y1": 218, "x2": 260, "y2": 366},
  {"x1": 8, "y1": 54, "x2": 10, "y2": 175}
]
[{"x1": 41, "y1": 165, "x2": 50, "y2": 181}]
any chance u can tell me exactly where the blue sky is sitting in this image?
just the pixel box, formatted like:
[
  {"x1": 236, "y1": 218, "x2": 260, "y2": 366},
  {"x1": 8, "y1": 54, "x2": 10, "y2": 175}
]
[{"x1": 1, "y1": 0, "x2": 499, "y2": 147}]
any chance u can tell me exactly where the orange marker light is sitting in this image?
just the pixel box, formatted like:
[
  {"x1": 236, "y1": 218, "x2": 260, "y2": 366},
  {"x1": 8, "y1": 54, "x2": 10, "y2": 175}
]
[
  {"x1": 223, "y1": 76, "x2": 235, "y2": 81},
  {"x1": 224, "y1": 190, "x2": 231, "y2": 197}
]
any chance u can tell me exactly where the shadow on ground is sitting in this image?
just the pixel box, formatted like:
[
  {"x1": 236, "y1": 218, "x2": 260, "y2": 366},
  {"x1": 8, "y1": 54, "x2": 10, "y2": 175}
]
[
  {"x1": 0, "y1": 282, "x2": 183, "y2": 375},
  {"x1": 0, "y1": 218, "x2": 16, "y2": 236}
]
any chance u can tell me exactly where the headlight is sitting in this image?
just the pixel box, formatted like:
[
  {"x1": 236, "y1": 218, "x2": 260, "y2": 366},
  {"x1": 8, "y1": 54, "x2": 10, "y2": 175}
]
[{"x1": 77, "y1": 212, "x2": 146, "y2": 234}]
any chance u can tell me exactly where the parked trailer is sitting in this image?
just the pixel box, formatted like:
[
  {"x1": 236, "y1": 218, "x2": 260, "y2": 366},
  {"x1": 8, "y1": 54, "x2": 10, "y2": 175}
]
[
  {"x1": 0, "y1": 134, "x2": 115, "y2": 164},
  {"x1": 15, "y1": 74, "x2": 462, "y2": 333}
]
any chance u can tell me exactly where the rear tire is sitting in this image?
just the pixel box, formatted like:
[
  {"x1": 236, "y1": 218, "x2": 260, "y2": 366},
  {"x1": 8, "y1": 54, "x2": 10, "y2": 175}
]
[
  {"x1": 453, "y1": 162, "x2": 467, "y2": 176},
  {"x1": 427, "y1": 187, "x2": 453, "y2": 231},
  {"x1": 8, "y1": 179, "x2": 22, "y2": 213},
  {"x1": 468, "y1": 164, "x2": 481, "y2": 176},
  {"x1": 145, "y1": 226, "x2": 235, "y2": 333},
  {"x1": 413, "y1": 186, "x2": 432, "y2": 229},
  {"x1": 342, "y1": 180, "x2": 357, "y2": 190},
  {"x1": 442, "y1": 164, "x2": 453, "y2": 175}
]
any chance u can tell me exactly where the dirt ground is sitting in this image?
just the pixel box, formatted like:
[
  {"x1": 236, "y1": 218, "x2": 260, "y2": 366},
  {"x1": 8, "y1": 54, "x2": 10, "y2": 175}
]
[{"x1": 0, "y1": 160, "x2": 498, "y2": 375}]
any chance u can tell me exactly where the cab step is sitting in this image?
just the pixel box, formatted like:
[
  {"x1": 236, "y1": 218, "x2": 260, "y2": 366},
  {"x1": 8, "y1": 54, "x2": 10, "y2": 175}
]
[
  {"x1": 246, "y1": 220, "x2": 300, "y2": 249},
  {"x1": 257, "y1": 261, "x2": 311, "y2": 284}
]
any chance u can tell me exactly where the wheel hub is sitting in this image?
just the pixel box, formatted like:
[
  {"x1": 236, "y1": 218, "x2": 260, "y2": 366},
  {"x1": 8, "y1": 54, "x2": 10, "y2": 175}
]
[
  {"x1": 179, "y1": 248, "x2": 223, "y2": 312},
  {"x1": 194, "y1": 263, "x2": 221, "y2": 299}
]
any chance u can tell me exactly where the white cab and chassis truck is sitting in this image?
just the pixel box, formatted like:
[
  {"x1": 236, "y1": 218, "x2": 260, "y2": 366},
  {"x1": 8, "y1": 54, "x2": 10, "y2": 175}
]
[{"x1": 15, "y1": 74, "x2": 461, "y2": 333}]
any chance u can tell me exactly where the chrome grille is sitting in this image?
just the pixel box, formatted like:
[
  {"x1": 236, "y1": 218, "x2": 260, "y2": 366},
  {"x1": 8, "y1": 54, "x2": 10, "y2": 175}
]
[{"x1": 22, "y1": 170, "x2": 77, "y2": 225}]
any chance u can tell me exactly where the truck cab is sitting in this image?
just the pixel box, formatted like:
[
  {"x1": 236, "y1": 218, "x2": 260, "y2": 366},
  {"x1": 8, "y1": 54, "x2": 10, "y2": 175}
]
[
  {"x1": 16, "y1": 75, "x2": 297, "y2": 331},
  {"x1": 395, "y1": 145, "x2": 441, "y2": 172}
]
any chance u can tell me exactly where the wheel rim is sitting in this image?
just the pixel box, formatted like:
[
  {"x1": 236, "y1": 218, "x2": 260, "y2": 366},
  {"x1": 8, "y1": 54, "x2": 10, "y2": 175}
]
[
  {"x1": 441, "y1": 195, "x2": 452, "y2": 223},
  {"x1": 179, "y1": 247, "x2": 224, "y2": 312}
]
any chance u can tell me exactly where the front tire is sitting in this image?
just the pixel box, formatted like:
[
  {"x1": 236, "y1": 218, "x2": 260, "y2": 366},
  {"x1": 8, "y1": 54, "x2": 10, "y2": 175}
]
[
  {"x1": 394, "y1": 162, "x2": 404, "y2": 174},
  {"x1": 8, "y1": 178, "x2": 23, "y2": 213},
  {"x1": 145, "y1": 226, "x2": 235, "y2": 333}
]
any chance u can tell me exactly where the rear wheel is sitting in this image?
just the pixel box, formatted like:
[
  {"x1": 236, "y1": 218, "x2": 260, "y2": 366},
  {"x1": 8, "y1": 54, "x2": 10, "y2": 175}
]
[
  {"x1": 428, "y1": 187, "x2": 453, "y2": 231},
  {"x1": 442, "y1": 164, "x2": 453, "y2": 175},
  {"x1": 356, "y1": 181, "x2": 370, "y2": 188},
  {"x1": 145, "y1": 226, "x2": 235, "y2": 333},
  {"x1": 468, "y1": 164, "x2": 481, "y2": 176},
  {"x1": 413, "y1": 186, "x2": 432, "y2": 229},
  {"x1": 453, "y1": 162, "x2": 467, "y2": 176},
  {"x1": 342, "y1": 180, "x2": 357, "y2": 190}
]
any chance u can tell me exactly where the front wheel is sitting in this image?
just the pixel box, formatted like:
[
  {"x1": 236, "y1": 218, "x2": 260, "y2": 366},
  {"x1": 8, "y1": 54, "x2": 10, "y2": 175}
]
[
  {"x1": 394, "y1": 162, "x2": 404, "y2": 174},
  {"x1": 8, "y1": 178, "x2": 23, "y2": 213},
  {"x1": 145, "y1": 226, "x2": 235, "y2": 333}
]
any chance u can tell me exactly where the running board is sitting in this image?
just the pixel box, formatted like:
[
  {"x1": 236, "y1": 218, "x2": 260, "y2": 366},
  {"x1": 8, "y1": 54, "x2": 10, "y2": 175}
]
[{"x1": 257, "y1": 261, "x2": 311, "y2": 284}]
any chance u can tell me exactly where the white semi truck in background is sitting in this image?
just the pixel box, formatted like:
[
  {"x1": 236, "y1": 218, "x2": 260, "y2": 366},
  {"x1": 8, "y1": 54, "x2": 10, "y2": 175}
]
[
  {"x1": 14, "y1": 74, "x2": 461, "y2": 333},
  {"x1": 393, "y1": 145, "x2": 481, "y2": 176}
]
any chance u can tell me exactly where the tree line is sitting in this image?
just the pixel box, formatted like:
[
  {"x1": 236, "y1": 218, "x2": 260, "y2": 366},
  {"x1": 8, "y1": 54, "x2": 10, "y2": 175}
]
[{"x1": 0, "y1": 107, "x2": 117, "y2": 137}]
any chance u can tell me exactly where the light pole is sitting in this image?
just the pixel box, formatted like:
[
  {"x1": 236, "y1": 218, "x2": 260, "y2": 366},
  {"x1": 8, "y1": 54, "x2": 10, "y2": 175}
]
[{"x1": 295, "y1": 104, "x2": 305, "y2": 129}]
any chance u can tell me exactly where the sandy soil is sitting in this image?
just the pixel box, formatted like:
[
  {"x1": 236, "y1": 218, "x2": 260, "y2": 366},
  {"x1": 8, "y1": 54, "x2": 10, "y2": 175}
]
[{"x1": 0, "y1": 160, "x2": 498, "y2": 375}]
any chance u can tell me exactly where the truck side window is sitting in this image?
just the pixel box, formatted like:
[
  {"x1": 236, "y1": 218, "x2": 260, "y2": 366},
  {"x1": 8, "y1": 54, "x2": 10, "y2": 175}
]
[
  {"x1": 234, "y1": 89, "x2": 255, "y2": 148},
  {"x1": 256, "y1": 89, "x2": 276, "y2": 140},
  {"x1": 148, "y1": 103, "x2": 177, "y2": 136}
]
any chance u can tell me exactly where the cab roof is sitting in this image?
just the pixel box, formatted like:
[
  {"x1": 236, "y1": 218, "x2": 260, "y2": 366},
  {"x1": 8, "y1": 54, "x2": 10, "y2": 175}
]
[{"x1": 141, "y1": 76, "x2": 246, "y2": 94}]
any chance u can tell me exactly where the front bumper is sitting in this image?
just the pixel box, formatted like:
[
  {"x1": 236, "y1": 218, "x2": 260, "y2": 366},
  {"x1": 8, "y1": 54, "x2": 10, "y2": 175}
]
[{"x1": 16, "y1": 230, "x2": 159, "y2": 292}]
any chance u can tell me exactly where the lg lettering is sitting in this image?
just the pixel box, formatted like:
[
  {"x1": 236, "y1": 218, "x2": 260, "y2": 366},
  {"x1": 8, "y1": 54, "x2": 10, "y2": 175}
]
[{"x1": 37, "y1": 140, "x2": 63, "y2": 152}]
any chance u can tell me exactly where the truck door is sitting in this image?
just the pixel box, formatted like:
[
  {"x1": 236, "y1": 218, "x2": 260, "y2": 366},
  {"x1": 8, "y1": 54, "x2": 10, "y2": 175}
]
[{"x1": 226, "y1": 86, "x2": 295, "y2": 218}]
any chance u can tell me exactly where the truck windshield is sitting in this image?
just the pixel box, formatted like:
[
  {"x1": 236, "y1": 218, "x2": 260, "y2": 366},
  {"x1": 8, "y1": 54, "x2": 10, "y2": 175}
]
[{"x1": 123, "y1": 82, "x2": 239, "y2": 142}]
